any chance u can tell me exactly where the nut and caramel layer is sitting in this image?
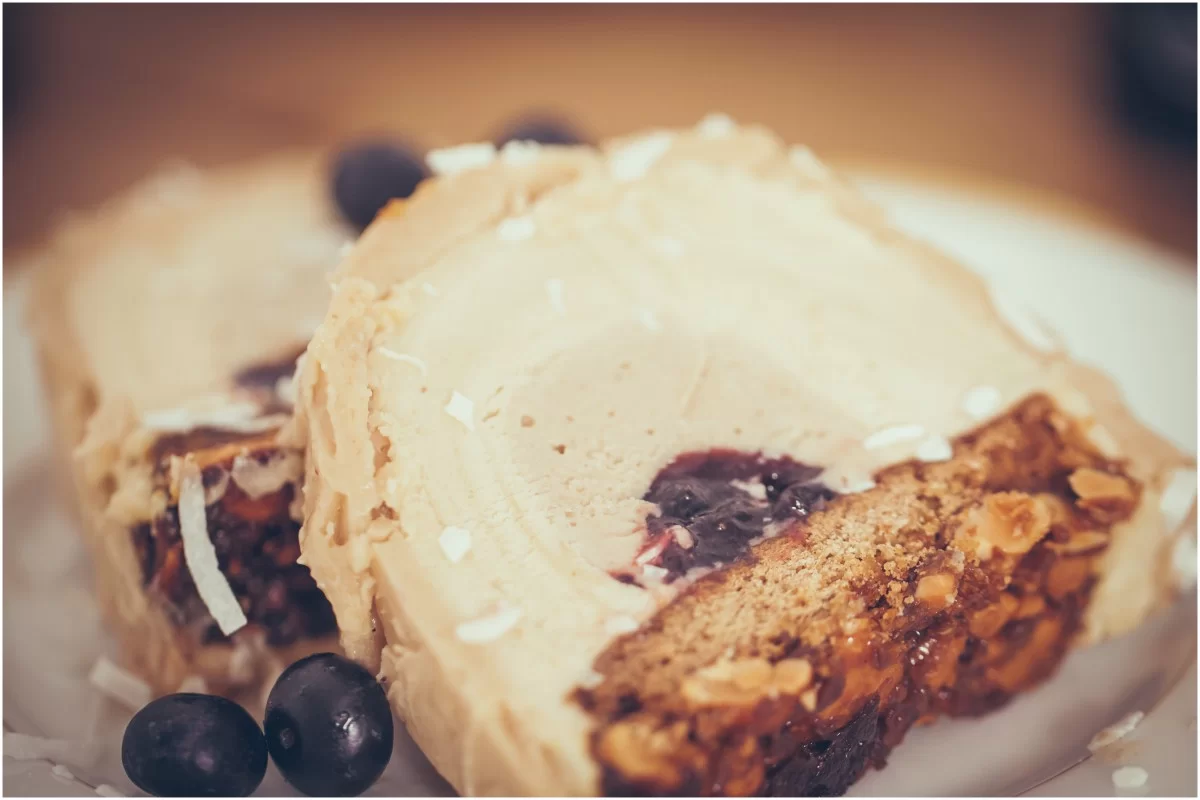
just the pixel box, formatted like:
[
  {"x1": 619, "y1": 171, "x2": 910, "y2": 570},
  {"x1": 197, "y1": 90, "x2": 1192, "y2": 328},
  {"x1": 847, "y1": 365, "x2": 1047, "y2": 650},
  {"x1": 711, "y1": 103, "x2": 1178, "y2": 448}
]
[
  {"x1": 578, "y1": 395, "x2": 1139, "y2": 796},
  {"x1": 132, "y1": 431, "x2": 336, "y2": 647}
]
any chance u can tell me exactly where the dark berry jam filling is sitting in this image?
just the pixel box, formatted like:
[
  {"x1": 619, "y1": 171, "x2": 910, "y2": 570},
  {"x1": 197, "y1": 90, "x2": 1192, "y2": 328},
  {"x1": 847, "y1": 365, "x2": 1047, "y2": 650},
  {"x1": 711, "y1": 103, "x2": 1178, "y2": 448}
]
[{"x1": 628, "y1": 450, "x2": 835, "y2": 583}]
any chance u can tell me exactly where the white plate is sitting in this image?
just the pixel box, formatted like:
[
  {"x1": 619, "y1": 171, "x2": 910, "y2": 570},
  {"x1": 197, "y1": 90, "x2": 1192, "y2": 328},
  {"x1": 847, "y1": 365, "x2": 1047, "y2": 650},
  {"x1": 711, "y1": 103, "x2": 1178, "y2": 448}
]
[{"x1": 3, "y1": 174, "x2": 1196, "y2": 797}]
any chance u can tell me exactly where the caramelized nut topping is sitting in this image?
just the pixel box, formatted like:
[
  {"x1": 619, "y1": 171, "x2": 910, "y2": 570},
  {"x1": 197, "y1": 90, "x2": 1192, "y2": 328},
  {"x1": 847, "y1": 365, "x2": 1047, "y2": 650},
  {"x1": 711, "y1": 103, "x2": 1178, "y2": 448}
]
[
  {"x1": 597, "y1": 716, "x2": 703, "y2": 791},
  {"x1": 1068, "y1": 468, "x2": 1136, "y2": 522},
  {"x1": 1046, "y1": 557, "x2": 1093, "y2": 600},
  {"x1": 1046, "y1": 530, "x2": 1110, "y2": 556},
  {"x1": 683, "y1": 658, "x2": 814, "y2": 709},
  {"x1": 968, "y1": 593, "x2": 1019, "y2": 638},
  {"x1": 914, "y1": 573, "x2": 958, "y2": 609},
  {"x1": 967, "y1": 491, "x2": 1052, "y2": 558}
]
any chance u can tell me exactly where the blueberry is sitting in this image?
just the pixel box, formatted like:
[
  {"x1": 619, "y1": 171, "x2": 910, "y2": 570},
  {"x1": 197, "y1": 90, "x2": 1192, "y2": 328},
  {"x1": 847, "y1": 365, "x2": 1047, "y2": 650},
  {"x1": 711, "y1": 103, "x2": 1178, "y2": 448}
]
[
  {"x1": 121, "y1": 693, "x2": 267, "y2": 797},
  {"x1": 332, "y1": 142, "x2": 428, "y2": 230},
  {"x1": 264, "y1": 652, "x2": 393, "y2": 797},
  {"x1": 494, "y1": 113, "x2": 586, "y2": 147}
]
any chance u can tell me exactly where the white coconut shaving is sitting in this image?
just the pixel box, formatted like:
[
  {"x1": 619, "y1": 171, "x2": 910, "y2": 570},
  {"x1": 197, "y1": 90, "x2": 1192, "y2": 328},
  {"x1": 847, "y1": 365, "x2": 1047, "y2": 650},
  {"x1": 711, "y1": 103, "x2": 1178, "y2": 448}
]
[
  {"x1": 609, "y1": 131, "x2": 675, "y2": 182},
  {"x1": 177, "y1": 461, "x2": 247, "y2": 636},
  {"x1": 444, "y1": 391, "x2": 476, "y2": 431},
  {"x1": 605, "y1": 615, "x2": 641, "y2": 636},
  {"x1": 274, "y1": 374, "x2": 297, "y2": 407},
  {"x1": 638, "y1": 308, "x2": 662, "y2": 332},
  {"x1": 438, "y1": 526, "x2": 473, "y2": 563},
  {"x1": 87, "y1": 656, "x2": 152, "y2": 710},
  {"x1": 3, "y1": 732, "x2": 74, "y2": 762},
  {"x1": 230, "y1": 450, "x2": 302, "y2": 500},
  {"x1": 422, "y1": 282, "x2": 440, "y2": 297},
  {"x1": 696, "y1": 112, "x2": 736, "y2": 139},
  {"x1": 500, "y1": 139, "x2": 542, "y2": 166},
  {"x1": 497, "y1": 216, "x2": 536, "y2": 242},
  {"x1": 455, "y1": 606, "x2": 522, "y2": 643},
  {"x1": 141, "y1": 399, "x2": 285, "y2": 435},
  {"x1": 789, "y1": 145, "x2": 832, "y2": 180},
  {"x1": 1088, "y1": 710, "x2": 1145, "y2": 752},
  {"x1": 962, "y1": 385, "x2": 1003, "y2": 419},
  {"x1": 915, "y1": 435, "x2": 953, "y2": 463},
  {"x1": 426, "y1": 142, "x2": 497, "y2": 176},
  {"x1": 376, "y1": 346, "x2": 428, "y2": 376},
  {"x1": 863, "y1": 424, "x2": 926, "y2": 450}
]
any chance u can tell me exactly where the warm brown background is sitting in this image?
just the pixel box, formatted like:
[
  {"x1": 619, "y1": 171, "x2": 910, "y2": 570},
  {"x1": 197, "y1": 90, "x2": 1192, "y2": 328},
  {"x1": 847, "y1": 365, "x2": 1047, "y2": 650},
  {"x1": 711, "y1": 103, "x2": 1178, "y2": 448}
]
[{"x1": 4, "y1": 4, "x2": 1197, "y2": 260}]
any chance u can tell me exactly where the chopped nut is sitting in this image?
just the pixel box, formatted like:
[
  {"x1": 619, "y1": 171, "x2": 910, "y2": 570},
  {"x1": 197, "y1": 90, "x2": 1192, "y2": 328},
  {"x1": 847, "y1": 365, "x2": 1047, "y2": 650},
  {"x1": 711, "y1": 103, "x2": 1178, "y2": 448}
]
[
  {"x1": 1046, "y1": 530, "x2": 1110, "y2": 556},
  {"x1": 968, "y1": 492, "x2": 1052, "y2": 559},
  {"x1": 1014, "y1": 594, "x2": 1046, "y2": 619},
  {"x1": 969, "y1": 593, "x2": 1019, "y2": 638},
  {"x1": 682, "y1": 658, "x2": 813, "y2": 709},
  {"x1": 596, "y1": 716, "x2": 700, "y2": 790},
  {"x1": 914, "y1": 573, "x2": 958, "y2": 609},
  {"x1": 1068, "y1": 468, "x2": 1136, "y2": 522}
]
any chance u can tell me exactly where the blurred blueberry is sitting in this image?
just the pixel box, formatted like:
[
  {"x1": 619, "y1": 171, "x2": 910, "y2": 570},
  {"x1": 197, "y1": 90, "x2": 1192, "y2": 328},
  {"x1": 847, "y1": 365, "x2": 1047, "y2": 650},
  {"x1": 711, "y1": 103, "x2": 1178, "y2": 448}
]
[{"x1": 331, "y1": 141, "x2": 428, "y2": 230}]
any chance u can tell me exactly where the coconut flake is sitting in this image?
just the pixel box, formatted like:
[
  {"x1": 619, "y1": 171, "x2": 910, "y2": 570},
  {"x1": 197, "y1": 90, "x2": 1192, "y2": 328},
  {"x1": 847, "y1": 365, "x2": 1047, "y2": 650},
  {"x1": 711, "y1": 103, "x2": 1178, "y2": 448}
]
[
  {"x1": 789, "y1": 145, "x2": 831, "y2": 180},
  {"x1": 578, "y1": 669, "x2": 606, "y2": 689},
  {"x1": 863, "y1": 424, "x2": 926, "y2": 450},
  {"x1": 671, "y1": 526, "x2": 695, "y2": 549},
  {"x1": 962, "y1": 385, "x2": 1002, "y2": 419},
  {"x1": 141, "y1": 401, "x2": 284, "y2": 434},
  {"x1": 1161, "y1": 468, "x2": 1198, "y2": 533},
  {"x1": 444, "y1": 391, "x2": 476, "y2": 431},
  {"x1": 605, "y1": 615, "x2": 641, "y2": 636},
  {"x1": 426, "y1": 142, "x2": 496, "y2": 176},
  {"x1": 178, "y1": 462, "x2": 247, "y2": 636},
  {"x1": 501, "y1": 139, "x2": 542, "y2": 166},
  {"x1": 638, "y1": 309, "x2": 662, "y2": 332},
  {"x1": 439, "y1": 526, "x2": 472, "y2": 563},
  {"x1": 498, "y1": 216, "x2": 536, "y2": 242},
  {"x1": 546, "y1": 278, "x2": 566, "y2": 315},
  {"x1": 609, "y1": 132, "x2": 675, "y2": 182},
  {"x1": 376, "y1": 346, "x2": 429, "y2": 376},
  {"x1": 274, "y1": 374, "x2": 297, "y2": 407},
  {"x1": 730, "y1": 478, "x2": 768, "y2": 501},
  {"x1": 915, "y1": 436, "x2": 953, "y2": 463},
  {"x1": 3, "y1": 732, "x2": 74, "y2": 762},
  {"x1": 1112, "y1": 766, "x2": 1149, "y2": 790},
  {"x1": 1088, "y1": 710, "x2": 1145, "y2": 752},
  {"x1": 641, "y1": 564, "x2": 669, "y2": 582},
  {"x1": 696, "y1": 112, "x2": 736, "y2": 139},
  {"x1": 87, "y1": 656, "x2": 152, "y2": 710},
  {"x1": 456, "y1": 605, "x2": 522, "y2": 643},
  {"x1": 230, "y1": 451, "x2": 302, "y2": 499}
]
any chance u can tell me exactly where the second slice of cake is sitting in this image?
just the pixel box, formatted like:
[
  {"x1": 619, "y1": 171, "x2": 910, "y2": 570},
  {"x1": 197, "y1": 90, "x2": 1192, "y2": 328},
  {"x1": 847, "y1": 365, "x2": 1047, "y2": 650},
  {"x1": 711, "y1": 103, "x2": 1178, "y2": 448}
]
[{"x1": 294, "y1": 122, "x2": 1195, "y2": 795}]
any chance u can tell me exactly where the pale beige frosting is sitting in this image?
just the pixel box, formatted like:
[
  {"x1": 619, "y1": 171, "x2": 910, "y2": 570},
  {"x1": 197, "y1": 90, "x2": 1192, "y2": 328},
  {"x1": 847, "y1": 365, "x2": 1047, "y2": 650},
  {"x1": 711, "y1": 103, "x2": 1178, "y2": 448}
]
[{"x1": 295, "y1": 123, "x2": 1194, "y2": 795}]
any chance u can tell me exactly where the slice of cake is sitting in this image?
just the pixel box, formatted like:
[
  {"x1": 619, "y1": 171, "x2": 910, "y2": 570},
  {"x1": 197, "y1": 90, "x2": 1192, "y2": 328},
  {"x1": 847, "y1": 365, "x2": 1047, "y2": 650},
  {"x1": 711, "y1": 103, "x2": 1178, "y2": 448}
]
[
  {"x1": 26, "y1": 154, "x2": 350, "y2": 697},
  {"x1": 293, "y1": 122, "x2": 1196, "y2": 795}
]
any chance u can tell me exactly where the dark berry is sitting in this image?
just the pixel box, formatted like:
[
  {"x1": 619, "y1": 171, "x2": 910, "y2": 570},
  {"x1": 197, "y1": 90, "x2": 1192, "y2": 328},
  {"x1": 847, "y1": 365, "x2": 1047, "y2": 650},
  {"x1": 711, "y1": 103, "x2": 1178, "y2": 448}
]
[
  {"x1": 121, "y1": 693, "x2": 267, "y2": 797},
  {"x1": 331, "y1": 141, "x2": 428, "y2": 230},
  {"x1": 494, "y1": 112, "x2": 586, "y2": 147},
  {"x1": 264, "y1": 652, "x2": 393, "y2": 796}
]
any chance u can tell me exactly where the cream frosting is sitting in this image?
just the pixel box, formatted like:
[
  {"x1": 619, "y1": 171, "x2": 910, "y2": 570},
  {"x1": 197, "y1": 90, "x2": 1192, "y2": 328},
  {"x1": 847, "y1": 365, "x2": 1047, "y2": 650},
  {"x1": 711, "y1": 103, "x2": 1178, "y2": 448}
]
[{"x1": 295, "y1": 123, "x2": 1193, "y2": 795}]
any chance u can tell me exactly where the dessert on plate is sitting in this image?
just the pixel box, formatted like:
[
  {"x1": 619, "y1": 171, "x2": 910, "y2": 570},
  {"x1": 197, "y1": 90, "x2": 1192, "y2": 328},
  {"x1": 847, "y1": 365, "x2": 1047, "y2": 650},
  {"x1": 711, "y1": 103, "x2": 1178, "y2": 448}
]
[
  {"x1": 25, "y1": 153, "x2": 355, "y2": 698},
  {"x1": 294, "y1": 119, "x2": 1197, "y2": 795}
]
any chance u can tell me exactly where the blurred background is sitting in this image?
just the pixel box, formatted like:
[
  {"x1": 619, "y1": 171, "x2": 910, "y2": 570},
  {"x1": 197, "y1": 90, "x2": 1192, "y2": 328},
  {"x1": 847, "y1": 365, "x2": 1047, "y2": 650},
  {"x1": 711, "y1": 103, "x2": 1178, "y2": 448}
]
[{"x1": 3, "y1": 3, "x2": 1197, "y2": 260}]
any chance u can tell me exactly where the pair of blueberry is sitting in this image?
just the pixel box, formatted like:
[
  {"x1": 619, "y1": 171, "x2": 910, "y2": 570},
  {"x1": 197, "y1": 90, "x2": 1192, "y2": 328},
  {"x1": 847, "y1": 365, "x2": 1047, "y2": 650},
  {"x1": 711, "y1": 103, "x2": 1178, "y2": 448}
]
[
  {"x1": 121, "y1": 653, "x2": 391, "y2": 797},
  {"x1": 332, "y1": 114, "x2": 585, "y2": 230}
]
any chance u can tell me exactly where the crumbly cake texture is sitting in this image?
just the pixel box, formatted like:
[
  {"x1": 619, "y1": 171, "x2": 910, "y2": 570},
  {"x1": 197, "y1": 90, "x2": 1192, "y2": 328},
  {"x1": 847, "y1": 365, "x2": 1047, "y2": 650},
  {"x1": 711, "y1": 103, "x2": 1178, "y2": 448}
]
[
  {"x1": 26, "y1": 154, "x2": 350, "y2": 696},
  {"x1": 295, "y1": 122, "x2": 1194, "y2": 796}
]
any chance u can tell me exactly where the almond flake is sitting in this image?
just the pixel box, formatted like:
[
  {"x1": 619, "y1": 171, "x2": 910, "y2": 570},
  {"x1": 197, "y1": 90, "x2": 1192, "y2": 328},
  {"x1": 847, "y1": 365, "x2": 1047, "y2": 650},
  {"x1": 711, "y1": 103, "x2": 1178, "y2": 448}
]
[
  {"x1": 863, "y1": 424, "x2": 926, "y2": 450},
  {"x1": 88, "y1": 656, "x2": 152, "y2": 710},
  {"x1": 178, "y1": 461, "x2": 247, "y2": 635},
  {"x1": 377, "y1": 347, "x2": 429, "y2": 376},
  {"x1": 444, "y1": 391, "x2": 476, "y2": 431},
  {"x1": 609, "y1": 132, "x2": 675, "y2": 182},
  {"x1": 426, "y1": 142, "x2": 496, "y2": 176},
  {"x1": 915, "y1": 435, "x2": 953, "y2": 463},
  {"x1": 498, "y1": 216, "x2": 536, "y2": 242},
  {"x1": 142, "y1": 401, "x2": 283, "y2": 434},
  {"x1": 439, "y1": 526, "x2": 472, "y2": 563},
  {"x1": 546, "y1": 278, "x2": 566, "y2": 315},
  {"x1": 456, "y1": 606, "x2": 522, "y2": 643},
  {"x1": 962, "y1": 385, "x2": 1003, "y2": 419}
]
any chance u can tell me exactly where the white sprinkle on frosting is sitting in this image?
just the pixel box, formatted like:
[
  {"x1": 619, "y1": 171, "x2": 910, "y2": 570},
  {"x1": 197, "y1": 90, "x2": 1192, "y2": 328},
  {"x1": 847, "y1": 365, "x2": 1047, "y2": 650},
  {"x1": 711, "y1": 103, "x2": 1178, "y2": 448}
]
[
  {"x1": 444, "y1": 391, "x2": 476, "y2": 431},
  {"x1": 501, "y1": 139, "x2": 543, "y2": 166},
  {"x1": 609, "y1": 132, "x2": 675, "y2": 182},
  {"x1": 456, "y1": 605, "x2": 522, "y2": 643},
  {"x1": 605, "y1": 615, "x2": 641, "y2": 636},
  {"x1": 426, "y1": 142, "x2": 497, "y2": 176},
  {"x1": 639, "y1": 309, "x2": 662, "y2": 332},
  {"x1": 863, "y1": 424, "x2": 926, "y2": 450},
  {"x1": 498, "y1": 215, "x2": 536, "y2": 242},
  {"x1": 962, "y1": 385, "x2": 1003, "y2": 420},
  {"x1": 696, "y1": 112, "x2": 736, "y2": 138},
  {"x1": 141, "y1": 400, "x2": 284, "y2": 435},
  {"x1": 177, "y1": 461, "x2": 247, "y2": 636},
  {"x1": 88, "y1": 656, "x2": 152, "y2": 710},
  {"x1": 546, "y1": 278, "x2": 566, "y2": 315},
  {"x1": 422, "y1": 282, "x2": 440, "y2": 297},
  {"x1": 1088, "y1": 710, "x2": 1145, "y2": 752},
  {"x1": 439, "y1": 526, "x2": 473, "y2": 563},
  {"x1": 1111, "y1": 766, "x2": 1148, "y2": 790},
  {"x1": 377, "y1": 346, "x2": 429, "y2": 376},
  {"x1": 915, "y1": 436, "x2": 953, "y2": 463},
  {"x1": 652, "y1": 236, "x2": 685, "y2": 258},
  {"x1": 789, "y1": 145, "x2": 831, "y2": 179},
  {"x1": 988, "y1": 285, "x2": 1058, "y2": 352},
  {"x1": 1160, "y1": 468, "x2": 1197, "y2": 534}
]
